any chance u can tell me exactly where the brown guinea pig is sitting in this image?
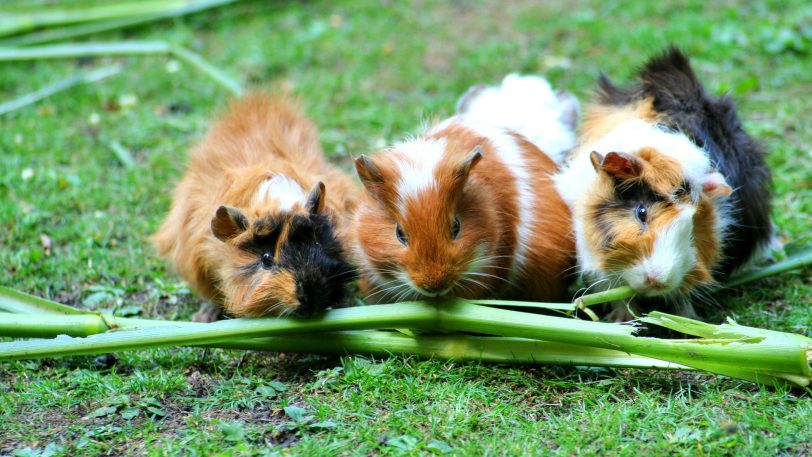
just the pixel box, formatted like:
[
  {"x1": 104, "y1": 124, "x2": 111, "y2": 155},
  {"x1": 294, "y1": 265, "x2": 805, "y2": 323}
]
[
  {"x1": 152, "y1": 94, "x2": 358, "y2": 319},
  {"x1": 554, "y1": 48, "x2": 772, "y2": 320},
  {"x1": 353, "y1": 75, "x2": 576, "y2": 303}
]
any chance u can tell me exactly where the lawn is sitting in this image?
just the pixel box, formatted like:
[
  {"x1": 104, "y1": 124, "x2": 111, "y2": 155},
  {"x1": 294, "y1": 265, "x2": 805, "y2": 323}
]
[{"x1": 1, "y1": 0, "x2": 811, "y2": 455}]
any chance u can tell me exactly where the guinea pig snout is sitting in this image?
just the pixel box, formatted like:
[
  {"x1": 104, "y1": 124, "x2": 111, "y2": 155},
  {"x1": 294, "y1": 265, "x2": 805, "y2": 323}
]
[
  {"x1": 291, "y1": 260, "x2": 355, "y2": 316},
  {"x1": 644, "y1": 274, "x2": 667, "y2": 290},
  {"x1": 294, "y1": 274, "x2": 328, "y2": 316},
  {"x1": 410, "y1": 269, "x2": 457, "y2": 297}
]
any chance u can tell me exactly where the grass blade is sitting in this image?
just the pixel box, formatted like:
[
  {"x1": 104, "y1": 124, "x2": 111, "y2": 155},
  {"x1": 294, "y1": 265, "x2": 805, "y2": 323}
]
[
  {"x1": 171, "y1": 45, "x2": 242, "y2": 95},
  {"x1": 104, "y1": 139, "x2": 136, "y2": 169},
  {"x1": 0, "y1": 0, "x2": 236, "y2": 37},
  {"x1": 0, "y1": 41, "x2": 241, "y2": 95},
  {"x1": 0, "y1": 64, "x2": 120, "y2": 116},
  {"x1": 0, "y1": 41, "x2": 170, "y2": 59},
  {"x1": 0, "y1": 0, "x2": 239, "y2": 46}
]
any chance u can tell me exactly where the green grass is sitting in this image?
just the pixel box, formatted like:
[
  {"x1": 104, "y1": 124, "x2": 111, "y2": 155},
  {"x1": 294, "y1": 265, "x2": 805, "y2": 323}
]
[{"x1": 1, "y1": 0, "x2": 811, "y2": 455}]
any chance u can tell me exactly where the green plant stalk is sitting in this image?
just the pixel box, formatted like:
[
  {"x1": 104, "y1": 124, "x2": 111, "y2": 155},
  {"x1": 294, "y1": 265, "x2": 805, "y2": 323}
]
[
  {"x1": 0, "y1": 64, "x2": 120, "y2": 116},
  {"x1": 0, "y1": 303, "x2": 438, "y2": 360},
  {"x1": 574, "y1": 286, "x2": 636, "y2": 308},
  {"x1": 724, "y1": 248, "x2": 812, "y2": 288},
  {"x1": 467, "y1": 299, "x2": 576, "y2": 312},
  {"x1": 435, "y1": 300, "x2": 812, "y2": 386},
  {"x1": 0, "y1": 313, "x2": 115, "y2": 338},
  {"x1": 0, "y1": 0, "x2": 235, "y2": 37},
  {"x1": 0, "y1": 0, "x2": 238, "y2": 46},
  {"x1": 211, "y1": 331, "x2": 689, "y2": 370},
  {"x1": 2, "y1": 300, "x2": 810, "y2": 386},
  {"x1": 0, "y1": 287, "x2": 88, "y2": 315},
  {"x1": 0, "y1": 41, "x2": 241, "y2": 95},
  {"x1": 0, "y1": 310, "x2": 688, "y2": 369}
]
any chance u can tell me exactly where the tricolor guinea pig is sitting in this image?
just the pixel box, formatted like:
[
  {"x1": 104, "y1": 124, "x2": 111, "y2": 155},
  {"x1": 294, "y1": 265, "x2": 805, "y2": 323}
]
[
  {"x1": 554, "y1": 47, "x2": 772, "y2": 319},
  {"x1": 152, "y1": 94, "x2": 358, "y2": 319},
  {"x1": 353, "y1": 74, "x2": 577, "y2": 303}
]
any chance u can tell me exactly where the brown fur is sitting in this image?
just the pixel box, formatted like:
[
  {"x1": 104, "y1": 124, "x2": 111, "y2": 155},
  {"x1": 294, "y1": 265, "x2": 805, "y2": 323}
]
[
  {"x1": 578, "y1": 98, "x2": 661, "y2": 146},
  {"x1": 355, "y1": 120, "x2": 575, "y2": 302},
  {"x1": 152, "y1": 93, "x2": 357, "y2": 317}
]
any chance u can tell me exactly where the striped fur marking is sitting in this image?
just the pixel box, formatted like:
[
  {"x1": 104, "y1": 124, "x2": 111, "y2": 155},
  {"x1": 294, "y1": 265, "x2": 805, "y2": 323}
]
[{"x1": 448, "y1": 121, "x2": 535, "y2": 275}]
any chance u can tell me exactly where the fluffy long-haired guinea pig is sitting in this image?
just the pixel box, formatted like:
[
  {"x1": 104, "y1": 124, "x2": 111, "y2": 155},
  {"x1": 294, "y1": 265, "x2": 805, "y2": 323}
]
[
  {"x1": 554, "y1": 47, "x2": 772, "y2": 318},
  {"x1": 152, "y1": 94, "x2": 358, "y2": 319},
  {"x1": 353, "y1": 74, "x2": 578, "y2": 303}
]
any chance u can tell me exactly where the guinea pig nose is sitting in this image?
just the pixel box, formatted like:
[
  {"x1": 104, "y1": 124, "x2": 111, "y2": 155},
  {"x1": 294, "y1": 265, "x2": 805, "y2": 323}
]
[
  {"x1": 422, "y1": 279, "x2": 452, "y2": 295},
  {"x1": 295, "y1": 279, "x2": 328, "y2": 316},
  {"x1": 644, "y1": 274, "x2": 666, "y2": 290}
]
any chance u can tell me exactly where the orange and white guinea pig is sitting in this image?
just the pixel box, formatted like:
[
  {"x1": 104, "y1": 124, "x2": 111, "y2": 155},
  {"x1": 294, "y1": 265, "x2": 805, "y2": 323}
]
[
  {"x1": 353, "y1": 74, "x2": 578, "y2": 303},
  {"x1": 554, "y1": 47, "x2": 772, "y2": 319},
  {"x1": 152, "y1": 93, "x2": 358, "y2": 319}
]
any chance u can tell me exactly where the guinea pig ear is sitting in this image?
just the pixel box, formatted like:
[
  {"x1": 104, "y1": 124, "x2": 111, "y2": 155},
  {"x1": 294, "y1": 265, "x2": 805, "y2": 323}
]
[
  {"x1": 702, "y1": 171, "x2": 732, "y2": 198},
  {"x1": 211, "y1": 205, "x2": 248, "y2": 241},
  {"x1": 305, "y1": 181, "x2": 326, "y2": 215},
  {"x1": 355, "y1": 155, "x2": 383, "y2": 187},
  {"x1": 594, "y1": 151, "x2": 642, "y2": 180},
  {"x1": 453, "y1": 146, "x2": 483, "y2": 182},
  {"x1": 355, "y1": 154, "x2": 392, "y2": 205},
  {"x1": 589, "y1": 151, "x2": 604, "y2": 171}
]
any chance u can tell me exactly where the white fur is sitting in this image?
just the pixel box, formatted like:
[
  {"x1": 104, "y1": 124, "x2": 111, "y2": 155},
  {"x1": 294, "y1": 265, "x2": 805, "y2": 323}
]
[
  {"x1": 591, "y1": 120, "x2": 710, "y2": 192},
  {"x1": 392, "y1": 137, "x2": 447, "y2": 211},
  {"x1": 553, "y1": 150, "x2": 598, "y2": 209},
  {"x1": 624, "y1": 205, "x2": 697, "y2": 295},
  {"x1": 457, "y1": 73, "x2": 578, "y2": 163},
  {"x1": 253, "y1": 174, "x2": 305, "y2": 211}
]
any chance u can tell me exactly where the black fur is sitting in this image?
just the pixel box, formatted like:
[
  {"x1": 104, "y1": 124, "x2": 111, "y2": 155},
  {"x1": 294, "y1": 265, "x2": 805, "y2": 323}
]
[
  {"x1": 241, "y1": 214, "x2": 357, "y2": 316},
  {"x1": 279, "y1": 214, "x2": 357, "y2": 316},
  {"x1": 597, "y1": 46, "x2": 772, "y2": 278}
]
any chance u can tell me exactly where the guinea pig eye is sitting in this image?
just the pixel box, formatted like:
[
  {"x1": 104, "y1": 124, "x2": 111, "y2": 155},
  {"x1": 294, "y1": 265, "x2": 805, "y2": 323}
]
[
  {"x1": 451, "y1": 215, "x2": 461, "y2": 240},
  {"x1": 260, "y1": 252, "x2": 273, "y2": 268},
  {"x1": 635, "y1": 204, "x2": 647, "y2": 224},
  {"x1": 395, "y1": 224, "x2": 408, "y2": 247}
]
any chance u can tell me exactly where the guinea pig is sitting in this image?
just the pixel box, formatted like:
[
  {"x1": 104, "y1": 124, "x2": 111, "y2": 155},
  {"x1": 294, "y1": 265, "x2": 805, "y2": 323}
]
[
  {"x1": 554, "y1": 47, "x2": 772, "y2": 319},
  {"x1": 353, "y1": 74, "x2": 577, "y2": 303},
  {"x1": 152, "y1": 93, "x2": 358, "y2": 320}
]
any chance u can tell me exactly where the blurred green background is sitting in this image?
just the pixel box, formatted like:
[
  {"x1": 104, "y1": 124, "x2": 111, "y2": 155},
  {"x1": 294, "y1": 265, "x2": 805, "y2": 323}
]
[{"x1": 1, "y1": 1, "x2": 810, "y2": 455}]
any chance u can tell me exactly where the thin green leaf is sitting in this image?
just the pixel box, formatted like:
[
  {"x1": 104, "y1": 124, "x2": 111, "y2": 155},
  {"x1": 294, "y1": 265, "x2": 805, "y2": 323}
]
[
  {"x1": 104, "y1": 140, "x2": 135, "y2": 169},
  {"x1": 0, "y1": 64, "x2": 120, "y2": 116},
  {"x1": 0, "y1": 0, "x2": 239, "y2": 46},
  {"x1": 0, "y1": 41, "x2": 241, "y2": 95}
]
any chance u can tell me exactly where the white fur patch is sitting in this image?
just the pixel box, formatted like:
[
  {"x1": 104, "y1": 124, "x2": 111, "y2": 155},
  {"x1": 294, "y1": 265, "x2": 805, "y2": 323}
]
[
  {"x1": 253, "y1": 174, "x2": 305, "y2": 211},
  {"x1": 457, "y1": 73, "x2": 578, "y2": 163},
  {"x1": 392, "y1": 138, "x2": 447, "y2": 211},
  {"x1": 448, "y1": 121, "x2": 535, "y2": 276},
  {"x1": 624, "y1": 205, "x2": 697, "y2": 295},
  {"x1": 554, "y1": 120, "x2": 713, "y2": 210},
  {"x1": 592, "y1": 120, "x2": 710, "y2": 191},
  {"x1": 553, "y1": 151, "x2": 599, "y2": 209}
]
